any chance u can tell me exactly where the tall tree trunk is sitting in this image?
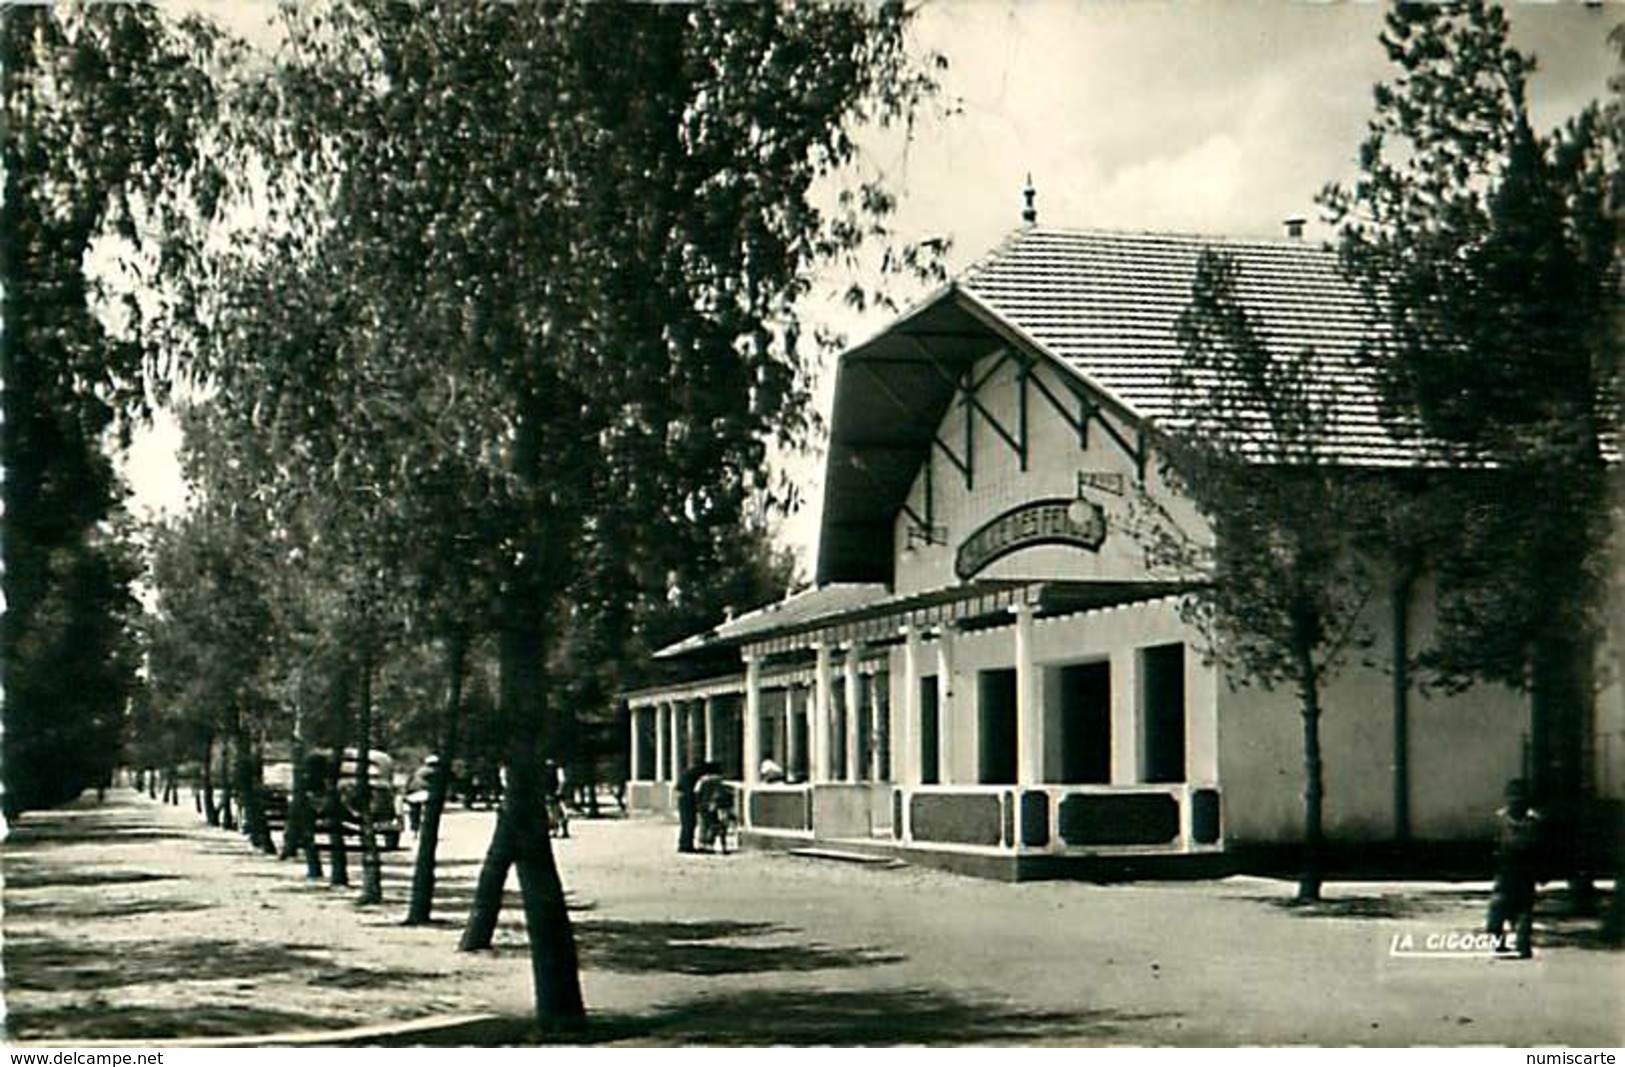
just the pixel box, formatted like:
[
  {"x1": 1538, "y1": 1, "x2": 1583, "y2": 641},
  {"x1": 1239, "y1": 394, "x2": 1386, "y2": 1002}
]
[
  {"x1": 325, "y1": 761, "x2": 349, "y2": 887},
  {"x1": 408, "y1": 627, "x2": 467, "y2": 927},
  {"x1": 327, "y1": 664, "x2": 352, "y2": 887},
  {"x1": 202, "y1": 735, "x2": 219, "y2": 826},
  {"x1": 459, "y1": 806, "x2": 515, "y2": 951},
  {"x1": 284, "y1": 717, "x2": 324, "y2": 879},
  {"x1": 509, "y1": 749, "x2": 586, "y2": 1028},
  {"x1": 458, "y1": 615, "x2": 587, "y2": 1027},
  {"x1": 356, "y1": 648, "x2": 383, "y2": 906},
  {"x1": 1530, "y1": 630, "x2": 1596, "y2": 910},
  {"x1": 236, "y1": 709, "x2": 274, "y2": 854},
  {"x1": 508, "y1": 616, "x2": 585, "y2": 1026},
  {"x1": 1294, "y1": 624, "x2": 1326, "y2": 903},
  {"x1": 220, "y1": 731, "x2": 236, "y2": 831}
]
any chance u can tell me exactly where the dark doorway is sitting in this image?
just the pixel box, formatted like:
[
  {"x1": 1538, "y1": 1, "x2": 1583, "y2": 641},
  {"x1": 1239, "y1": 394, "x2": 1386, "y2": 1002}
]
[
  {"x1": 1141, "y1": 643, "x2": 1186, "y2": 783},
  {"x1": 978, "y1": 668, "x2": 1018, "y2": 785},
  {"x1": 1057, "y1": 662, "x2": 1112, "y2": 784},
  {"x1": 830, "y1": 686, "x2": 846, "y2": 782},
  {"x1": 919, "y1": 676, "x2": 940, "y2": 785},
  {"x1": 854, "y1": 677, "x2": 872, "y2": 781}
]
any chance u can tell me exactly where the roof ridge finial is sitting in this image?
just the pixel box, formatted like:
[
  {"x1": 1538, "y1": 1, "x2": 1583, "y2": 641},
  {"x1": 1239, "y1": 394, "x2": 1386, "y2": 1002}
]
[{"x1": 1021, "y1": 173, "x2": 1037, "y2": 226}]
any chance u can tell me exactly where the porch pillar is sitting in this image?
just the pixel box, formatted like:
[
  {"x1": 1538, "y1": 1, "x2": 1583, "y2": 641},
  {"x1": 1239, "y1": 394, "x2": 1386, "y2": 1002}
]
[
  {"x1": 1014, "y1": 602, "x2": 1044, "y2": 785},
  {"x1": 629, "y1": 706, "x2": 645, "y2": 780},
  {"x1": 899, "y1": 625, "x2": 921, "y2": 786},
  {"x1": 687, "y1": 701, "x2": 702, "y2": 767},
  {"x1": 655, "y1": 703, "x2": 670, "y2": 783},
  {"x1": 743, "y1": 654, "x2": 762, "y2": 785},
  {"x1": 813, "y1": 643, "x2": 834, "y2": 783},
  {"x1": 786, "y1": 684, "x2": 805, "y2": 781},
  {"x1": 935, "y1": 625, "x2": 956, "y2": 784},
  {"x1": 669, "y1": 698, "x2": 683, "y2": 775},
  {"x1": 704, "y1": 696, "x2": 717, "y2": 762},
  {"x1": 844, "y1": 642, "x2": 864, "y2": 783}
]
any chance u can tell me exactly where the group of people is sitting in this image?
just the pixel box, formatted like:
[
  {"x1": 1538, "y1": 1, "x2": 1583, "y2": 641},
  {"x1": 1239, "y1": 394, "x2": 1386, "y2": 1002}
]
[
  {"x1": 402, "y1": 754, "x2": 570, "y2": 839},
  {"x1": 675, "y1": 759, "x2": 736, "y2": 854}
]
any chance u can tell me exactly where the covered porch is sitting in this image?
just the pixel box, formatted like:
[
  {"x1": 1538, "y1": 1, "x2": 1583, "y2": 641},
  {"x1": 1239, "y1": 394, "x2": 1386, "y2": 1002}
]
[{"x1": 626, "y1": 580, "x2": 1223, "y2": 879}]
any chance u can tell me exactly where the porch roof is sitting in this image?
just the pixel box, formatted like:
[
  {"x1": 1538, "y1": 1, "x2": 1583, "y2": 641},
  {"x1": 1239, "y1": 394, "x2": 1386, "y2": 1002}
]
[{"x1": 655, "y1": 578, "x2": 1188, "y2": 661}]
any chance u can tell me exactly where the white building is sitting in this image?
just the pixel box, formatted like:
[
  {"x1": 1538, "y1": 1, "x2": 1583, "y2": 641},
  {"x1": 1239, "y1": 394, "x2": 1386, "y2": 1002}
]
[{"x1": 622, "y1": 226, "x2": 1623, "y2": 879}]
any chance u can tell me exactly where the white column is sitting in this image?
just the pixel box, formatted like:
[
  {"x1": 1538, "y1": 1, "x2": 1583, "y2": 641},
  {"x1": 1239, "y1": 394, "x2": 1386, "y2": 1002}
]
[
  {"x1": 629, "y1": 706, "x2": 644, "y2": 780},
  {"x1": 655, "y1": 703, "x2": 669, "y2": 783},
  {"x1": 813, "y1": 643, "x2": 834, "y2": 783},
  {"x1": 743, "y1": 654, "x2": 762, "y2": 785},
  {"x1": 669, "y1": 700, "x2": 682, "y2": 775},
  {"x1": 935, "y1": 625, "x2": 956, "y2": 785},
  {"x1": 1015, "y1": 602, "x2": 1044, "y2": 785},
  {"x1": 704, "y1": 697, "x2": 717, "y2": 762},
  {"x1": 899, "y1": 625, "x2": 921, "y2": 786},
  {"x1": 844, "y1": 643, "x2": 864, "y2": 783}
]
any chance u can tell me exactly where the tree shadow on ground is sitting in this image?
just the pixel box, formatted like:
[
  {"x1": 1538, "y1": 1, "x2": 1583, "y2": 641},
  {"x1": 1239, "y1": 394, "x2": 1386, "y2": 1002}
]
[
  {"x1": 3, "y1": 895, "x2": 213, "y2": 921},
  {"x1": 3, "y1": 933, "x2": 433, "y2": 994},
  {"x1": 570, "y1": 918, "x2": 905, "y2": 976},
  {"x1": 2, "y1": 866, "x2": 178, "y2": 890},
  {"x1": 4, "y1": 827, "x2": 196, "y2": 846},
  {"x1": 1251, "y1": 889, "x2": 1491, "y2": 921},
  {"x1": 1533, "y1": 914, "x2": 1625, "y2": 953},
  {"x1": 4, "y1": 1003, "x2": 354, "y2": 1042},
  {"x1": 390, "y1": 988, "x2": 1178, "y2": 1047},
  {"x1": 4, "y1": 801, "x2": 197, "y2": 844}
]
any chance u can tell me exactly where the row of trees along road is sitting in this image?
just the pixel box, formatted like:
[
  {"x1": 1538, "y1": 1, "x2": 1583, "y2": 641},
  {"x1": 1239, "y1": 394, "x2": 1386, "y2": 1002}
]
[
  {"x1": 1160, "y1": 1, "x2": 1621, "y2": 905},
  {"x1": 1, "y1": 6, "x2": 222, "y2": 818},
  {"x1": 40, "y1": 2, "x2": 947, "y2": 1032}
]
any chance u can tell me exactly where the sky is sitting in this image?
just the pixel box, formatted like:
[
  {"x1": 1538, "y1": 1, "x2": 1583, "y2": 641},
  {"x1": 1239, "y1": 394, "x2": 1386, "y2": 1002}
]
[{"x1": 122, "y1": 0, "x2": 1621, "y2": 575}]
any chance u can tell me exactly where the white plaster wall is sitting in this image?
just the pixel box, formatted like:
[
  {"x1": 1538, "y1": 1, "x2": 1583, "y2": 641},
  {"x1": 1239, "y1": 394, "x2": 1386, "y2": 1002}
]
[
  {"x1": 1217, "y1": 570, "x2": 1530, "y2": 844},
  {"x1": 892, "y1": 355, "x2": 1208, "y2": 596}
]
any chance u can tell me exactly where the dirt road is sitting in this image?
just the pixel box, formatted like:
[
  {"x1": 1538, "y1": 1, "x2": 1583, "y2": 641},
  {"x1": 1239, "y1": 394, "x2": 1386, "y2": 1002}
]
[{"x1": 2, "y1": 789, "x2": 1619, "y2": 1045}]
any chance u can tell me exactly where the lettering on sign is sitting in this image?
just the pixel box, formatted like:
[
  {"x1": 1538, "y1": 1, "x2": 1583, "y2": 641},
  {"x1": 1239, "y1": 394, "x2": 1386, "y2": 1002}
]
[
  {"x1": 955, "y1": 497, "x2": 1106, "y2": 579},
  {"x1": 1077, "y1": 470, "x2": 1126, "y2": 497}
]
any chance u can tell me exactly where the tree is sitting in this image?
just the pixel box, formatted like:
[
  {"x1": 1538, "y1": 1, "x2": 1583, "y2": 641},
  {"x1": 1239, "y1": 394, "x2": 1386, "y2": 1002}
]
[
  {"x1": 0, "y1": 5, "x2": 221, "y2": 816},
  {"x1": 162, "y1": 1, "x2": 942, "y2": 1030},
  {"x1": 1321, "y1": 1, "x2": 1618, "y2": 850},
  {"x1": 1155, "y1": 250, "x2": 1381, "y2": 901}
]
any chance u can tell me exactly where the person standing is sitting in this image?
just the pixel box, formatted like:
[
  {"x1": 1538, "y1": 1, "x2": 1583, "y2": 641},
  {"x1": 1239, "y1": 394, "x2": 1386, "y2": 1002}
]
[
  {"x1": 674, "y1": 760, "x2": 713, "y2": 854},
  {"x1": 405, "y1": 755, "x2": 438, "y2": 834},
  {"x1": 1486, "y1": 778, "x2": 1543, "y2": 959}
]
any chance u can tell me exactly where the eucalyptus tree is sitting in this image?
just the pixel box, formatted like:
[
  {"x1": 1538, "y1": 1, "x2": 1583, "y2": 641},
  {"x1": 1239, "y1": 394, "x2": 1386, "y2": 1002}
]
[
  {"x1": 184, "y1": 1, "x2": 942, "y2": 1028},
  {"x1": 1154, "y1": 250, "x2": 1383, "y2": 901},
  {"x1": 1321, "y1": 1, "x2": 1619, "y2": 824},
  {"x1": 0, "y1": 3, "x2": 231, "y2": 816}
]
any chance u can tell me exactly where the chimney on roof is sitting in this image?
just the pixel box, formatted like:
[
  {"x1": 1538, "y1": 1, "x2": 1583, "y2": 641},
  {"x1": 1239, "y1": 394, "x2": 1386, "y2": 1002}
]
[
  {"x1": 1283, "y1": 217, "x2": 1306, "y2": 240},
  {"x1": 1021, "y1": 174, "x2": 1037, "y2": 226}
]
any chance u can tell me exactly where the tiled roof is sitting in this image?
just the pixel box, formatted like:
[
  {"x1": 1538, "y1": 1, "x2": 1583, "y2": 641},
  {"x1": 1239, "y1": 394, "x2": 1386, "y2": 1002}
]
[{"x1": 959, "y1": 227, "x2": 1417, "y2": 465}]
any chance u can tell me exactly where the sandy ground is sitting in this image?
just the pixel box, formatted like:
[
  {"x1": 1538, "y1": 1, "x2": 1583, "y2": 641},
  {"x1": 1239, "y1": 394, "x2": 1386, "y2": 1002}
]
[{"x1": 1, "y1": 788, "x2": 1620, "y2": 1047}]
